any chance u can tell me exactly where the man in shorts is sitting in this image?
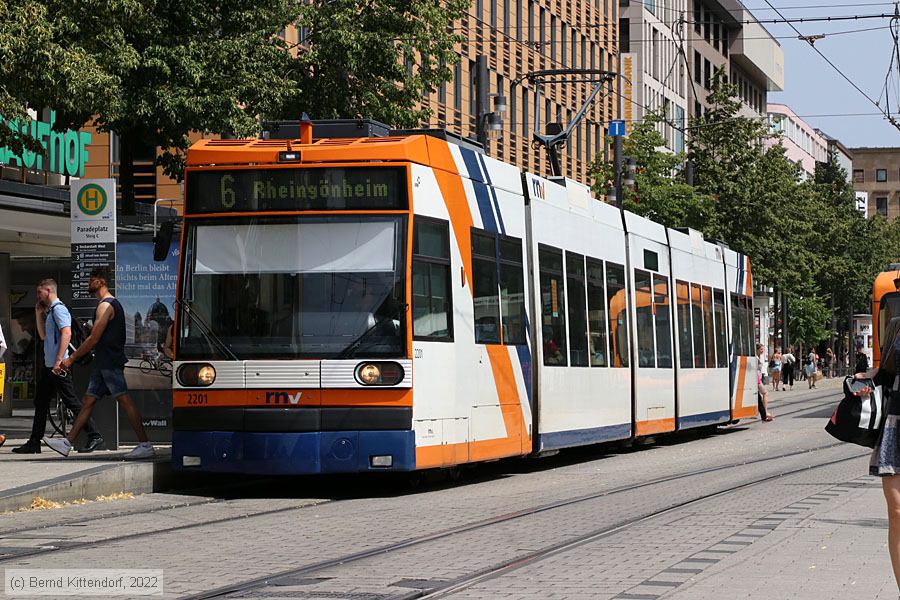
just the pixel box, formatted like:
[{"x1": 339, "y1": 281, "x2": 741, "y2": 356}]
[
  {"x1": 44, "y1": 267, "x2": 155, "y2": 459},
  {"x1": 14, "y1": 278, "x2": 103, "y2": 453}
]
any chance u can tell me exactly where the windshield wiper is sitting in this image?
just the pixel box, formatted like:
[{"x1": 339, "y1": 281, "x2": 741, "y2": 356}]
[
  {"x1": 337, "y1": 303, "x2": 408, "y2": 359},
  {"x1": 180, "y1": 300, "x2": 240, "y2": 361}
]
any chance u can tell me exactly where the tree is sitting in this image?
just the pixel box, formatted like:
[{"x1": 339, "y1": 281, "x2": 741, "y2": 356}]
[
  {"x1": 0, "y1": 0, "x2": 120, "y2": 155},
  {"x1": 588, "y1": 112, "x2": 716, "y2": 233},
  {"x1": 2, "y1": 0, "x2": 302, "y2": 213},
  {"x1": 787, "y1": 295, "x2": 831, "y2": 347},
  {"x1": 288, "y1": 0, "x2": 468, "y2": 128}
]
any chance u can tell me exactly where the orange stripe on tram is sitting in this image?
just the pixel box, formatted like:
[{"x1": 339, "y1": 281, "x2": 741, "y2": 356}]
[
  {"x1": 415, "y1": 140, "x2": 530, "y2": 467},
  {"x1": 635, "y1": 418, "x2": 676, "y2": 437}
]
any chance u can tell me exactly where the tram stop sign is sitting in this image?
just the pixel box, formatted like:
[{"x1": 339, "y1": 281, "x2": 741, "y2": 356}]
[{"x1": 610, "y1": 120, "x2": 626, "y2": 137}]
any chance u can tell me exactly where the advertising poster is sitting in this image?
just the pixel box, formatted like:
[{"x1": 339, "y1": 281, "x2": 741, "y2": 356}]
[
  {"x1": 116, "y1": 239, "x2": 178, "y2": 382},
  {"x1": 113, "y1": 236, "x2": 179, "y2": 442}
]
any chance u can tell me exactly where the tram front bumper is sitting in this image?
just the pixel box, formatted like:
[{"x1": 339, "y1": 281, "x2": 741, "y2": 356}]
[{"x1": 172, "y1": 430, "x2": 416, "y2": 474}]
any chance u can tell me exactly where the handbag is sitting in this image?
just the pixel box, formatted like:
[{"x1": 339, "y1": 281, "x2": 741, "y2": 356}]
[{"x1": 825, "y1": 376, "x2": 884, "y2": 447}]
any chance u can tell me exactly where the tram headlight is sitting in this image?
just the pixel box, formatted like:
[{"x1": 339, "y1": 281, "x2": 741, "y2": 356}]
[
  {"x1": 198, "y1": 365, "x2": 217, "y2": 385},
  {"x1": 355, "y1": 362, "x2": 405, "y2": 386},
  {"x1": 178, "y1": 363, "x2": 216, "y2": 387},
  {"x1": 356, "y1": 363, "x2": 382, "y2": 385}
]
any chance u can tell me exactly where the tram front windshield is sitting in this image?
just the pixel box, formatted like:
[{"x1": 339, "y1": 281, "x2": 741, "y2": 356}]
[
  {"x1": 178, "y1": 215, "x2": 407, "y2": 360},
  {"x1": 880, "y1": 292, "x2": 900, "y2": 341}
]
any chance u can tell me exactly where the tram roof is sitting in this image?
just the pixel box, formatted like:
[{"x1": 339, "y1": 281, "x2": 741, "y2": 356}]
[{"x1": 186, "y1": 134, "x2": 441, "y2": 168}]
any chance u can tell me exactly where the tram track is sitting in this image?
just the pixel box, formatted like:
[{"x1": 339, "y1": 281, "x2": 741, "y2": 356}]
[
  {"x1": 416, "y1": 452, "x2": 869, "y2": 600},
  {"x1": 0, "y1": 388, "x2": 848, "y2": 569},
  {"x1": 0, "y1": 435, "x2": 850, "y2": 566},
  {"x1": 176, "y1": 442, "x2": 863, "y2": 600}
]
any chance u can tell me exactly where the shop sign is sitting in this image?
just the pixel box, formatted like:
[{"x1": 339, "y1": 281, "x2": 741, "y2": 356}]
[{"x1": 0, "y1": 111, "x2": 92, "y2": 177}]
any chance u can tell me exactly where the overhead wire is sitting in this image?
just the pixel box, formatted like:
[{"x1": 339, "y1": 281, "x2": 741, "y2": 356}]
[{"x1": 757, "y1": 0, "x2": 900, "y2": 132}]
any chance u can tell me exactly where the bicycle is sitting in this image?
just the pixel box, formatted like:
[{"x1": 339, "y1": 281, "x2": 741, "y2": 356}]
[
  {"x1": 139, "y1": 354, "x2": 172, "y2": 378},
  {"x1": 47, "y1": 393, "x2": 74, "y2": 437}
]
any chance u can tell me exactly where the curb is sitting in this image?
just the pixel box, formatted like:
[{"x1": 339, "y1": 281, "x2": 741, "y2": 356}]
[{"x1": 0, "y1": 459, "x2": 175, "y2": 513}]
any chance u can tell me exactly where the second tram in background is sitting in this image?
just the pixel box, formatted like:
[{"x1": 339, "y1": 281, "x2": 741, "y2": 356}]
[
  {"x1": 873, "y1": 264, "x2": 900, "y2": 367},
  {"x1": 164, "y1": 120, "x2": 758, "y2": 475}
]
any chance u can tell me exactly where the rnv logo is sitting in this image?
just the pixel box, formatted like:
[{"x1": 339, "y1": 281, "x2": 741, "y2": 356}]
[{"x1": 265, "y1": 391, "x2": 303, "y2": 405}]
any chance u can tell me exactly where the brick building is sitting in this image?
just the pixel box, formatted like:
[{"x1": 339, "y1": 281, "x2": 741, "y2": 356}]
[{"x1": 851, "y1": 147, "x2": 900, "y2": 219}]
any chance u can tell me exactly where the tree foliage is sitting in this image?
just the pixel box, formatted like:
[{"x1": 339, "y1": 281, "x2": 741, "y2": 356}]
[
  {"x1": 590, "y1": 113, "x2": 715, "y2": 232},
  {"x1": 289, "y1": 0, "x2": 467, "y2": 128},
  {"x1": 1, "y1": 0, "x2": 466, "y2": 208}
]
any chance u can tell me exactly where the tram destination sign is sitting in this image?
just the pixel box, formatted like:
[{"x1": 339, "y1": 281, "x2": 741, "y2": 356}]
[{"x1": 185, "y1": 167, "x2": 408, "y2": 214}]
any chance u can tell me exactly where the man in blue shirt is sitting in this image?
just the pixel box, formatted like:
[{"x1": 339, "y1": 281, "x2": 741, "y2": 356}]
[
  {"x1": 48, "y1": 268, "x2": 154, "y2": 459},
  {"x1": 12, "y1": 278, "x2": 103, "y2": 453}
]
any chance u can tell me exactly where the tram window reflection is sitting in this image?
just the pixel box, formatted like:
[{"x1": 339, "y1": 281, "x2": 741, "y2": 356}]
[
  {"x1": 586, "y1": 257, "x2": 608, "y2": 367},
  {"x1": 566, "y1": 252, "x2": 589, "y2": 367},
  {"x1": 677, "y1": 281, "x2": 693, "y2": 368},
  {"x1": 606, "y1": 262, "x2": 629, "y2": 368},
  {"x1": 539, "y1": 245, "x2": 567, "y2": 366},
  {"x1": 654, "y1": 275, "x2": 672, "y2": 368}
]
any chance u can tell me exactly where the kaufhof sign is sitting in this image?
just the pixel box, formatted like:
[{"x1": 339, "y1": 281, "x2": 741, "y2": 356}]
[{"x1": 0, "y1": 111, "x2": 92, "y2": 177}]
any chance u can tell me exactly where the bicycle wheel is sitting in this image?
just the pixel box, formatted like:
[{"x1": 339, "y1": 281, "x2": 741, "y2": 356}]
[
  {"x1": 139, "y1": 360, "x2": 153, "y2": 374},
  {"x1": 47, "y1": 398, "x2": 68, "y2": 437},
  {"x1": 159, "y1": 360, "x2": 173, "y2": 378}
]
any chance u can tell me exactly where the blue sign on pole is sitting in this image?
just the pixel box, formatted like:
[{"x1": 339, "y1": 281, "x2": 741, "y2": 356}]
[{"x1": 609, "y1": 120, "x2": 626, "y2": 137}]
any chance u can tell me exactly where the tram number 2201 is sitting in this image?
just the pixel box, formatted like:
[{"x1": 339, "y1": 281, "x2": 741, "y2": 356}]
[{"x1": 186, "y1": 393, "x2": 209, "y2": 405}]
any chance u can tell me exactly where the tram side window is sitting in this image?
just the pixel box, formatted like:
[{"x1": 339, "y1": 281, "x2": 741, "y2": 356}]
[
  {"x1": 713, "y1": 289, "x2": 728, "y2": 367},
  {"x1": 540, "y1": 245, "x2": 568, "y2": 366},
  {"x1": 677, "y1": 281, "x2": 693, "y2": 368},
  {"x1": 745, "y1": 295, "x2": 755, "y2": 354},
  {"x1": 586, "y1": 257, "x2": 608, "y2": 367},
  {"x1": 654, "y1": 275, "x2": 673, "y2": 368},
  {"x1": 499, "y1": 237, "x2": 527, "y2": 345},
  {"x1": 690, "y1": 283, "x2": 706, "y2": 368},
  {"x1": 635, "y1": 269, "x2": 655, "y2": 368},
  {"x1": 730, "y1": 293, "x2": 744, "y2": 357},
  {"x1": 566, "y1": 251, "x2": 589, "y2": 367},
  {"x1": 607, "y1": 262, "x2": 629, "y2": 367},
  {"x1": 702, "y1": 286, "x2": 715, "y2": 367},
  {"x1": 472, "y1": 230, "x2": 501, "y2": 343},
  {"x1": 412, "y1": 218, "x2": 453, "y2": 341}
]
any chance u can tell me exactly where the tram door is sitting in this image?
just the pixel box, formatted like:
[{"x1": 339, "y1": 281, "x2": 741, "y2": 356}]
[{"x1": 625, "y1": 215, "x2": 676, "y2": 437}]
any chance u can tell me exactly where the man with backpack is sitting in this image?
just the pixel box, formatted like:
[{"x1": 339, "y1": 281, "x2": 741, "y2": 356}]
[
  {"x1": 12, "y1": 278, "x2": 103, "y2": 454},
  {"x1": 46, "y1": 267, "x2": 154, "y2": 459}
]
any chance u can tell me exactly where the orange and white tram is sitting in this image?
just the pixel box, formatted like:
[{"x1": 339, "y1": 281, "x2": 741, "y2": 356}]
[{"x1": 168, "y1": 123, "x2": 757, "y2": 474}]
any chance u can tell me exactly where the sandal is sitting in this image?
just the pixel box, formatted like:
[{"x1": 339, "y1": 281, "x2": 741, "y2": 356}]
[
  {"x1": 0, "y1": 434, "x2": 5, "y2": 448},
  {"x1": 764, "y1": 414, "x2": 774, "y2": 422}
]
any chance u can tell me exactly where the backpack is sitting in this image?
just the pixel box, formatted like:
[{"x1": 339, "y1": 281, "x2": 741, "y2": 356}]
[{"x1": 49, "y1": 303, "x2": 94, "y2": 366}]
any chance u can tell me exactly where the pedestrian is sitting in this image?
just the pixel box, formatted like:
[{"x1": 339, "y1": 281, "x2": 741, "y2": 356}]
[
  {"x1": 806, "y1": 348, "x2": 818, "y2": 389},
  {"x1": 857, "y1": 316, "x2": 900, "y2": 592},
  {"x1": 45, "y1": 268, "x2": 154, "y2": 459},
  {"x1": 771, "y1": 347, "x2": 782, "y2": 391},
  {"x1": 759, "y1": 344, "x2": 769, "y2": 388},
  {"x1": 757, "y1": 343, "x2": 773, "y2": 421},
  {"x1": 0, "y1": 320, "x2": 7, "y2": 449},
  {"x1": 782, "y1": 346, "x2": 796, "y2": 390},
  {"x1": 855, "y1": 342, "x2": 870, "y2": 374},
  {"x1": 826, "y1": 347, "x2": 835, "y2": 378},
  {"x1": 12, "y1": 279, "x2": 103, "y2": 454}
]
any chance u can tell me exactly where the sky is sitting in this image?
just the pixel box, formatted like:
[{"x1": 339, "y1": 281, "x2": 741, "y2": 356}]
[{"x1": 757, "y1": 1, "x2": 900, "y2": 148}]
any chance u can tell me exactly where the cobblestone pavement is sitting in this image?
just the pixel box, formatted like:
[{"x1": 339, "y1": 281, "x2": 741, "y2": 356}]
[{"x1": 2, "y1": 382, "x2": 893, "y2": 599}]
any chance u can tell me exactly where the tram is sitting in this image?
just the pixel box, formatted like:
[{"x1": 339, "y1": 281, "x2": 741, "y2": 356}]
[
  {"x1": 873, "y1": 264, "x2": 900, "y2": 367},
  {"x1": 164, "y1": 121, "x2": 757, "y2": 474}
]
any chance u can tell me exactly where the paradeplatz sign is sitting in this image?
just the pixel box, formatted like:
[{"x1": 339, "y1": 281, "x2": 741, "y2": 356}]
[{"x1": 0, "y1": 111, "x2": 92, "y2": 177}]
